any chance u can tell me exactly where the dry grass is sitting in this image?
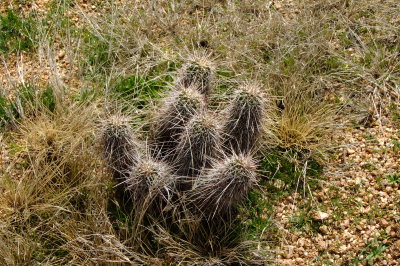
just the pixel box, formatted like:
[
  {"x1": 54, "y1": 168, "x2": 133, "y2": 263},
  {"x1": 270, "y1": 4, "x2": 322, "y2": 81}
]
[{"x1": 0, "y1": 102, "x2": 107, "y2": 264}]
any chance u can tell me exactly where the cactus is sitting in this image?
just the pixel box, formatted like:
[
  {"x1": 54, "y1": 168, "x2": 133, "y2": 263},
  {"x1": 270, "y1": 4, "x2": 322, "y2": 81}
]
[
  {"x1": 103, "y1": 115, "x2": 138, "y2": 180},
  {"x1": 190, "y1": 153, "x2": 258, "y2": 219},
  {"x1": 151, "y1": 86, "x2": 206, "y2": 161},
  {"x1": 177, "y1": 51, "x2": 214, "y2": 97},
  {"x1": 125, "y1": 155, "x2": 175, "y2": 213},
  {"x1": 102, "y1": 62, "x2": 266, "y2": 260},
  {"x1": 174, "y1": 111, "x2": 221, "y2": 185},
  {"x1": 222, "y1": 83, "x2": 265, "y2": 155},
  {"x1": 102, "y1": 115, "x2": 139, "y2": 210},
  {"x1": 178, "y1": 62, "x2": 213, "y2": 96}
]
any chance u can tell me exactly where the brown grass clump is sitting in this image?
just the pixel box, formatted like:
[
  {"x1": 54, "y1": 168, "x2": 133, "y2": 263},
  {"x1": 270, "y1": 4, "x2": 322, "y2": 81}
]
[
  {"x1": 269, "y1": 83, "x2": 339, "y2": 156},
  {"x1": 0, "y1": 102, "x2": 117, "y2": 264}
]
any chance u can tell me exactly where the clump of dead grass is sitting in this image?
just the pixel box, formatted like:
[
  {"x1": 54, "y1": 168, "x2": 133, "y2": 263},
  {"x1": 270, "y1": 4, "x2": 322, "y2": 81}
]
[{"x1": 0, "y1": 101, "x2": 148, "y2": 264}]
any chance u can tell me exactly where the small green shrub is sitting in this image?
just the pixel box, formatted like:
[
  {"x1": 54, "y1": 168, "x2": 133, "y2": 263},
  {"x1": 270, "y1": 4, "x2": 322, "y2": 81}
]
[
  {"x1": 386, "y1": 173, "x2": 400, "y2": 184},
  {"x1": 260, "y1": 150, "x2": 323, "y2": 193},
  {"x1": 112, "y1": 75, "x2": 170, "y2": 108},
  {"x1": 11, "y1": 85, "x2": 57, "y2": 119},
  {"x1": 0, "y1": 10, "x2": 38, "y2": 54},
  {"x1": 351, "y1": 237, "x2": 388, "y2": 265},
  {"x1": 80, "y1": 31, "x2": 113, "y2": 77},
  {"x1": 242, "y1": 191, "x2": 277, "y2": 241},
  {"x1": 0, "y1": 95, "x2": 11, "y2": 127},
  {"x1": 0, "y1": 85, "x2": 58, "y2": 129}
]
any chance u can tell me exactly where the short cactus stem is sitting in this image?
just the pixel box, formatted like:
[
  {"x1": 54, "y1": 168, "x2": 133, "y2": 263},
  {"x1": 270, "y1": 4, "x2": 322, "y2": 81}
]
[
  {"x1": 151, "y1": 87, "x2": 206, "y2": 160},
  {"x1": 178, "y1": 62, "x2": 213, "y2": 96},
  {"x1": 102, "y1": 115, "x2": 139, "y2": 210},
  {"x1": 125, "y1": 156, "x2": 175, "y2": 211},
  {"x1": 190, "y1": 153, "x2": 258, "y2": 219},
  {"x1": 222, "y1": 83, "x2": 265, "y2": 155},
  {"x1": 103, "y1": 115, "x2": 138, "y2": 181},
  {"x1": 174, "y1": 111, "x2": 221, "y2": 179}
]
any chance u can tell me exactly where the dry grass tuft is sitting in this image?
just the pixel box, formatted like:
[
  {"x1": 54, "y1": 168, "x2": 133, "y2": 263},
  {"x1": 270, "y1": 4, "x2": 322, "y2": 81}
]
[
  {"x1": 270, "y1": 84, "x2": 339, "y2": 155},
  {"x1": 0, "y1": 102, "x2": 114, "y2": 264}
]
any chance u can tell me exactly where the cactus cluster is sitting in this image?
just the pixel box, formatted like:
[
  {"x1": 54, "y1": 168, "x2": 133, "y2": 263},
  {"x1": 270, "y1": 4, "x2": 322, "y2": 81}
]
[{"x1": 102, "y1": 58, "x2": 267, "y2": 256}]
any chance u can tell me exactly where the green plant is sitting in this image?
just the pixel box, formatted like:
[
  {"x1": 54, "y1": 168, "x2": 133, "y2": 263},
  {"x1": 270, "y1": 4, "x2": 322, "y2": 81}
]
[
  {"x1": 0, "y1": 95, "x2": 11, "y2": 127},
  {"x1": 40, "y1": 87, "x2": 56, "y2": 113},
  {"x1": 0, "y1": 85, "x2": 57, "y2": 128},
  {"x1": 389, "y1": 103, "x2": 400, "y2": 125},
  {"x1": 112, "y1": 75, "x2": 170, "y2": 108},
  {"x1": 0, "y1": 10, "x2": 38, "y2": 54},
  {"x1": 82, "y1": 31, "x2": 112, "y2": 72},
  {"x1": 260, "y1": 149, "x2": 323, "y2": 192},
  {"x1": 242, "y1": 191, "x2": 276, "y2": 241},
  {"x1": 393, "y1": 140, "x2": 400, "y2": 152},
  {"x1": 351, "y1": 237, "x2": 388, "y2": 265},
  {"x1": 386, "y1": 173, "x2": 400, "y2": 184}
]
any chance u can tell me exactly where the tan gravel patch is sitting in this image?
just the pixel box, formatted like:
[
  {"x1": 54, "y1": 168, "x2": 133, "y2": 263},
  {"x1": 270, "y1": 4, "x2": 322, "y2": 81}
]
[
  {"x1": 275, "y1": 111, "x2": 400, "y2": 265},
  {"x1": 0, "y1": 49, "x2": 82, "y2": 99}
]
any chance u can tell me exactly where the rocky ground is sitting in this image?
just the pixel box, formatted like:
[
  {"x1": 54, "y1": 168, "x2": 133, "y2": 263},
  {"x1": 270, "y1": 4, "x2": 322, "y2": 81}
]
[{"x1": 275, "y1": 107, "x2": 400, "y2": 264}]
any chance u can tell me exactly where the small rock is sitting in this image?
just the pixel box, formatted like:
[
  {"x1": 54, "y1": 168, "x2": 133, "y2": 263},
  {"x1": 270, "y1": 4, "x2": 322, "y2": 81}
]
[
  {"x1": 361, "y1": 206, "x2": 371, "y2": 214},
  {"x1": 320, "y1": 225, "x2": 329, "y2": 234},
  {"x1": 386, "y1": 226, "x2": 392, "y2": 235},
  {"x1": 313, "y1": 211, "x2": 330, "y2": 221},
  {"x1": 343, "y1": 219, "x2": 350, "y2": 228},
  {"x1": 339, "y1": 245, "x2": 347, "y2": 254},
  {"x1": 283, "y1": 246, "x2": 294, "y2": 259},
  {"x1": 58, "y1": 50, "x2": 66, "y2": 59},
  {"x1": 273, "y1": 179, "x2": 285, "y2": 189},
  {"x1": 347, "y1": 148, "x2": 356, "y2": 154},
  {"x1": 380, "y1": 219, "x2": 389, "y2": 227},
  {"x1": 317, "y1": 239, "x2": 328, "y2": 250}
]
